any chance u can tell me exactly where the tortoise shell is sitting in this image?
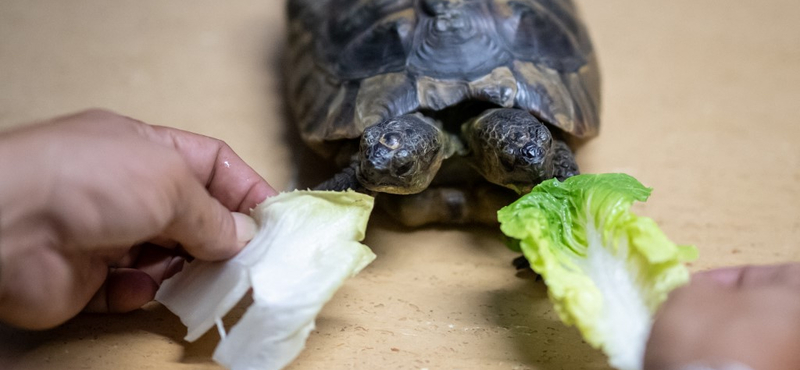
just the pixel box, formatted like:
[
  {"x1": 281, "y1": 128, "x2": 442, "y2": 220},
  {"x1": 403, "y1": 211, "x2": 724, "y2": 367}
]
[{"x1": 286, "y1": 0, "x2": 600, "y2": 158}]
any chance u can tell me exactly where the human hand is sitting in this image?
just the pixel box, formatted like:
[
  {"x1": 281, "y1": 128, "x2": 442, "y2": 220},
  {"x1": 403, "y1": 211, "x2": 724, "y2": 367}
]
[
  {"x1": 0, "y1": 109, "x2": 277, "y2": 330},
  {"x1": 645, "y1": 263, "x2": 800, "y2": 370}
]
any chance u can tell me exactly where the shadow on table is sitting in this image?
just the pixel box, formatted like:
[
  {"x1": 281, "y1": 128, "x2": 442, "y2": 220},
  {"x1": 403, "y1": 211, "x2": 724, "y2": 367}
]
[
  {"x1": 0, "y1": 300, "x2": 229, "y2": 369},
  {"x1": 483, "y1": 271, "x2": 612, "y2": 370}
]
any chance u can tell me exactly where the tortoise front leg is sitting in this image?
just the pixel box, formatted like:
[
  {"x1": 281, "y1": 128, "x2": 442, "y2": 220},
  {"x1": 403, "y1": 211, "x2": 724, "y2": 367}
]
[
  {"x1": 551, "y1": 139, "x2": 579, "y2": 181},
  {"x1": 313, "y1": 160, "x2": 372, "y2": 193}
]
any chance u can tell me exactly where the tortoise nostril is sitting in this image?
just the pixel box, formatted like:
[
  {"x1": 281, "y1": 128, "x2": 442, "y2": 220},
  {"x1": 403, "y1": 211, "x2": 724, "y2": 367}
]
[
  {"x1": 511, "y1": 131, "x2": 527, "y2": 143},
  {"x1": 537, "y1": 129, "x2": 551, "y2": 144}
]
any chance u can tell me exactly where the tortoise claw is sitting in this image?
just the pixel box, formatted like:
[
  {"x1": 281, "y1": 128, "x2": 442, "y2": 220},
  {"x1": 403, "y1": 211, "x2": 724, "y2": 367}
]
[
  {"x1": 512, "y1": 255, "x2": 542, "y2": 282},
  {"x1": 313, "y1": 162, "x2": 374, "y2": 195}
]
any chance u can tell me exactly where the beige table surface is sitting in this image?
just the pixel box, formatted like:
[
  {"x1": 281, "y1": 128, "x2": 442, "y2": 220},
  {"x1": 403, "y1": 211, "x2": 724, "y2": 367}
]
[{"x1": 1, "y1": 1, "x2": 798, "y2": 369}]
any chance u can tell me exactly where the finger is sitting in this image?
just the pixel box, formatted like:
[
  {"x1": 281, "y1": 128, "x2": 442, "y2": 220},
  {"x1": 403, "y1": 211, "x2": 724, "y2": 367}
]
[
  {"x1": 161, "y1": 176, "x2": 258, "y2": 261},
  {"x1": 140, "y1": 124, "x2": 277, "y2": 212},
  {"x1": 133, "y1": 244, "x2": 185, "y2": 284},
  {"x1": 695, "y1": 263, "x2": 800, "y2": 289},
  {"x1": 112, "y1": 244, "x2": 142, "y2": 268},
  {"x1": 84, "y1": 268, "x2": 159, "y2": 314},
  {"x1": 147, "y1": 236, "x2": 179, "y2": 249},
  {"x1": 694, "y1": 266, "x2": 744, "y2": 286},
  {"x1": 162, "y1": 256, "x2": 186, "y2": 281}
]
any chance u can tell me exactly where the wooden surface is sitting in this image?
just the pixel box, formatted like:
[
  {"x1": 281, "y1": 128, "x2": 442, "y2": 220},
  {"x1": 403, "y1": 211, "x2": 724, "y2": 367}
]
[{"x1": 1, "y1": 1, "x2": 798, "y2": 369}]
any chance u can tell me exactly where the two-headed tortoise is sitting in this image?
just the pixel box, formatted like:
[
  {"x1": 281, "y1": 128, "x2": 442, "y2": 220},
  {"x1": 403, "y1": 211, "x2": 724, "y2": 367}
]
[{"x1": 286, "y1": 0, "x2": 600, "y2": 226}]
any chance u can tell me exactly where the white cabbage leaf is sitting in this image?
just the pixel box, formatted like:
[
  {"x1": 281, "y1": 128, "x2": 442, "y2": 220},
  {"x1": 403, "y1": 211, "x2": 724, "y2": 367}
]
[{"x1": 155, "y1": 190, "x2": 376, "y2": 370}]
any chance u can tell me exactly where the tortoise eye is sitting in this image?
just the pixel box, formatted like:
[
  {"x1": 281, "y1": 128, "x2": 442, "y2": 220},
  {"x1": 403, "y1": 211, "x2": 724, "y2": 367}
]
[
  {"x1": 395, "y1": 161, "x2": 414, "y2": 176},
  {"x1": 521, "y1": 143, "x2": 546, "y2": 164},
  {"x1": 511, "y1": 131, "x2": 527, "y2": 143},
  {"x1": 380, "y1": 132, "x2": 402, "y2": 149}
]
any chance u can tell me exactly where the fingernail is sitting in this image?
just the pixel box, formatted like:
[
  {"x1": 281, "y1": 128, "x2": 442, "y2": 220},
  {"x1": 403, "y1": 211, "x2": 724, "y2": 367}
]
[
  {"x1": 232, "y1": 212, "x2": 258, "y2": 247},
  {"x1": 696, "y1": 267, "x2": 741, "y2": 286},
  {"x1": 163, "y1": 256, "x2": 186, "y2": 281}
]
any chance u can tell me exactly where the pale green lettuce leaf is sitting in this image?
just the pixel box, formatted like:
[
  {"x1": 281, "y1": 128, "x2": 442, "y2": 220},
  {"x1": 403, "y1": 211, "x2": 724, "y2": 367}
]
[
  {"x1": 498, "y1": 173, "x2": 697, "y2": 370},
  {"x1": 156, "y1": 190, "x2": 375, "y2": 370}
]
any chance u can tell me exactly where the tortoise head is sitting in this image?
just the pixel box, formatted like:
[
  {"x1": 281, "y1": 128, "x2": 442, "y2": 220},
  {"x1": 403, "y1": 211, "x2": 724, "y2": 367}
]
[
  {"x1": 462, "y1": 108, "x2": 555, "y2": 193},
  {"x1": 357, "y1": 114, "x2": 446, "y2": 194}
]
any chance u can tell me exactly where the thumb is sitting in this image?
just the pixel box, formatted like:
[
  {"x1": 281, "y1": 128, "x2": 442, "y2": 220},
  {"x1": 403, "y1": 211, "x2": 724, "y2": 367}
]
[
  {"x1": 162, "y1": 179, "x2": 259, "y2": 261},
  {"x1": 695, "y1": 263, "x2": 800, "y2": 290}
]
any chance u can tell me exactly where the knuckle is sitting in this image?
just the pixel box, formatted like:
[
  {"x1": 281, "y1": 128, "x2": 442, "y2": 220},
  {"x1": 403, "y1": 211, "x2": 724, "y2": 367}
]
[
  {"x1": 779, "y1": 263, "x2": 800, "y2": 287},
  {"x1": 211, "y1": 137, "x2": 231, "y2": 153},
  {"x1": 73, "y1": 108, "x2": 148, "y2": 133},
  {"x1": 78, "y1": 108, "x2": 116, "y2": 118},
  {"x1": 74, "y1": 108, "x2": 126, "y2": 124}
]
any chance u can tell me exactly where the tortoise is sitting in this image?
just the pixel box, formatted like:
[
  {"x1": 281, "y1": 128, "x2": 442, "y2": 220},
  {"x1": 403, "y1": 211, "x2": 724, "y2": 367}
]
[{"x1": 286, "y1": 0, "x2": 600, "y2": 226}]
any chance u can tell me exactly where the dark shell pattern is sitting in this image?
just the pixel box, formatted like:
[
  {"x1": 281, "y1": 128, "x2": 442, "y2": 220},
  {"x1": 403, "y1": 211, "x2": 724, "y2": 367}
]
[{"x1": 287, "y1": 0, "x2": 600, "y2": 157}]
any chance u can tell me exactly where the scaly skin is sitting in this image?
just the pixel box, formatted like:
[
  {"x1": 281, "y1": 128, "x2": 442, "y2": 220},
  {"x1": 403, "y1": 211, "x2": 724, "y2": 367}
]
[
  {"x1": 356, "y1": 114, "x2": 450, "y2": 194},
  {"x1": 316, "y1": 108, "x2": 579, "y2": 226},
  {"x1": 462, "y1": 108, "x2": 578, "y2": 194}
]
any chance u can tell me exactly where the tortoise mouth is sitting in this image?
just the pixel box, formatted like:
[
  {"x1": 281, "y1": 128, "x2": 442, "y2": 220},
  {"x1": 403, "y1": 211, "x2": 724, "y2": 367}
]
[{"x1": 357, "y1": 149, "x2": 428, "y2": 194}]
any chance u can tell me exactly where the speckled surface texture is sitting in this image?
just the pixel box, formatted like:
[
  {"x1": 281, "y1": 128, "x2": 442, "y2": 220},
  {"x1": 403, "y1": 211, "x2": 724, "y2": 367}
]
[{"x1": 1, "y1": 1, "x2": 799, "y2": 369}]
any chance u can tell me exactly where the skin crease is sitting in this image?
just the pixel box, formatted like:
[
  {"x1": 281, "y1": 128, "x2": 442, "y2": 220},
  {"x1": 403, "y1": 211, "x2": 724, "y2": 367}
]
[
  {"x1": 0, "y1": 109, "x2": 277, "y2": 330},
  {"x1": 645, "y1": 263, "x2": 800, "y2": 370}
]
